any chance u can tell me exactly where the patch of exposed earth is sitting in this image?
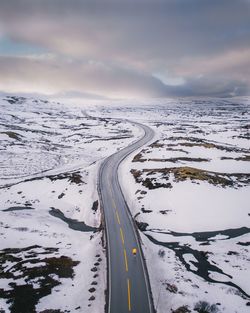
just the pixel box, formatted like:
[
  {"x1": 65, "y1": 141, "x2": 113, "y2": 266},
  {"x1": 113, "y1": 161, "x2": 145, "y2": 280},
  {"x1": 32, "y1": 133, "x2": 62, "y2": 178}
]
[{"x1": 0, "y1": 245, "x2": 79, "y2": 313}]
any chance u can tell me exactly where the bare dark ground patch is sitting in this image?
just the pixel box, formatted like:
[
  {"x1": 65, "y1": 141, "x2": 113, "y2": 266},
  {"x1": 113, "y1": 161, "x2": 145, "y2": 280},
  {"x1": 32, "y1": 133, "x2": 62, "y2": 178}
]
[
  {"x1": 131, "y1": 167, "x2": 250, "y2": 189},
  {"x1": 0, "y1": 245, "x2": 79, "y2": 313}
]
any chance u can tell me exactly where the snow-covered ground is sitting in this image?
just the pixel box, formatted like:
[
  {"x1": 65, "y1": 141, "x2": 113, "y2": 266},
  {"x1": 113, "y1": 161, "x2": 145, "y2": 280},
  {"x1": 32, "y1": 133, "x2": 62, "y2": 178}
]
[
  {"x1": 115, "y1": 98, "x2": 250, "y2": 313},
  {"x1": 1, "y1": 95, "x2": 249, "y2": 313},
  {"x1": 0, "y1": 95, "x2": 142, "y2": 313}
]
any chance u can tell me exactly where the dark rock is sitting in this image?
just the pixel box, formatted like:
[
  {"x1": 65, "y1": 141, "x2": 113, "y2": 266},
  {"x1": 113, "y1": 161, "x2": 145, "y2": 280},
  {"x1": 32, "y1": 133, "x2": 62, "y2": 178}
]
[
  {"x1": 172, "y1": 305, "x2": 191, "y2": 313},
  {"x1": 91, "y1": 200, "x2": 99, "y2": 212},
  {"x1": 58, "y1": 193, "x2": 65, "y2": 199},
  {"x1": 135, "y1": 221, "x2": 149, "y2": 231}
]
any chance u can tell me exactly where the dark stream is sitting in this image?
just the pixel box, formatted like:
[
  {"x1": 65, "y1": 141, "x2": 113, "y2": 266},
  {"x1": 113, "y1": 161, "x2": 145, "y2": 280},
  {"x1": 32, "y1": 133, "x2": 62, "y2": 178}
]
[
  {"x1": 49, "y1": 207, "x2": 98, "y2": 232},
  {"x1": 149, "y1": 226, "x2": 250, "y2": 244},
  {"x1": 3, "y1": 206, "x2": 35, "y2": 212},
  {"x1": 144, "y1": 226, "x2": 250, "y2": 299}
]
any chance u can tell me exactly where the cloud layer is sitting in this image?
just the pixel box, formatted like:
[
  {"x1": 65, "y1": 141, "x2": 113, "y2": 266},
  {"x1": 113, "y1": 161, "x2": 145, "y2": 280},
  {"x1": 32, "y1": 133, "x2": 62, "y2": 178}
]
[{"x1": 0, "y1": 0, "x2": 249, "y2": 98}]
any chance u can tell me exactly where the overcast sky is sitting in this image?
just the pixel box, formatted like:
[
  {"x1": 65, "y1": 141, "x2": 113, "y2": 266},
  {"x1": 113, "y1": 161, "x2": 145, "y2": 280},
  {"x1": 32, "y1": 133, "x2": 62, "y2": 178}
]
[{"x1": 0, "y1": 0, "x2": 249, "y2": 99}]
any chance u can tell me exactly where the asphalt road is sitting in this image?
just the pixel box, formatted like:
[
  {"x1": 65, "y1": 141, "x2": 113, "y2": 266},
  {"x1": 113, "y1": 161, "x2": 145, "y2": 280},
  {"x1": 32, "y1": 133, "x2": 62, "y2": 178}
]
[{"x1": 99, "y1": 121, "x2": 154, "y2": 313}]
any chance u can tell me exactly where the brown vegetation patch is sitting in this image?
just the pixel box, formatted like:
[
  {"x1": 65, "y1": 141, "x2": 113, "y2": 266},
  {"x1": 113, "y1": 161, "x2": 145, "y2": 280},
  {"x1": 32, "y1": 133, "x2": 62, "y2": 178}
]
[
  {"x1": 165, "y1": 136, "x2": 249, "y2": 153},
  {"x1": 0, "y1": 245, "x2": 79, "y2": 313},
  {"x1": 149, "y1": 140, "x2": 164, "y2": 148},
  {"x1": 148, "y1": 157, "x2": 210, "y2": 163},
  {"x1": 131, "y1": 167, "x2": 250, "y2": 189},
  {"x1": 131, "y1": 169, "x2": 173, "y2": 189},
  {"x1": 132, "y1": 152, "x2": 147, "y2": 162},
  {"x1": 170, "y1": 167, "x2": 250, "y2": 187},
  {"x1": 48, "y1": 171, "x2": 84, "y2": 185},
  {"x1": 1, "y1": 131, "x2": 22, "y2": 141},
  {"x1": 132, "y1": 136, "x2": 248, "y2": 166},
  {"x1": 166, "y1": 283, "x2": 178, "y2": 293},
  {"x1": 172, "y1": 306, "x2": 191, "y2": 313},
  {"x1": 132, "y1": 153, "x2": 210, "y2": 163},
  {"x1": 221, "y1": 155, "x2": 250, "y2": 161},
  {"x1": 149, "y1": 136, "x2": 248, "y2": 154},
  {"x1": 167, "y1": 148, "x2": 189, "y2": 154}
]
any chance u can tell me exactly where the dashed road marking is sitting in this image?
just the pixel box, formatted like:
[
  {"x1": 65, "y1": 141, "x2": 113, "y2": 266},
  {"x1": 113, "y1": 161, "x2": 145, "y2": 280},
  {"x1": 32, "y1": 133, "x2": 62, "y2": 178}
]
[
  {"x1": 112, "y1": 198, "x2": 116, "y2": 210},
  {"x1": 120, "y1": 227, "x2": 125, "y2": 244},
  {"x1": 127, "y1": 278, "x2": 131, "y2": 311},
  {"x1": 124, "y1": 248, "x2": 128, "y2": 272},
  {"x1": 116, "y1": 210, "x2": 121, "y2": 225}
]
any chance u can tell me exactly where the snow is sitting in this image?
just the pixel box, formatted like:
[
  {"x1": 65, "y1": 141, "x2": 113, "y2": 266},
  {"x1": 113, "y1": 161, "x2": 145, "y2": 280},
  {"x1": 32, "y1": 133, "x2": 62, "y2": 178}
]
[
  {"x1": 0, "y1": 94, "x2": 141, "y2": 313},
  {"x1": 1, "y1": 94, "x2": 249, "y2": 313},
  {"x1": 118, "y1": 97, "x2": 250, "y2": 313}
]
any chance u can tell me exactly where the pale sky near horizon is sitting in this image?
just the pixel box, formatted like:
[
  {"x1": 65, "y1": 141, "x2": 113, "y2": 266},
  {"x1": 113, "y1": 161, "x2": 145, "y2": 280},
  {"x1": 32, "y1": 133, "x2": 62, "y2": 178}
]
[{"x1": 0, "y1": 0, "x2": 250, "y2": 100}]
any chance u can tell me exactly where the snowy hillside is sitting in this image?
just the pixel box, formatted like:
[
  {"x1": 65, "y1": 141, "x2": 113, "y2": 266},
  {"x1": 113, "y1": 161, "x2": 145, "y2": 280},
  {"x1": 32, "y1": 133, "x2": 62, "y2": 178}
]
[
  {"x1": 0, "y1": 95, "x2": 249, "y2": 313},
  {"x1": 115, "y1": 98, "x2": 250, "y2": 313},
  {"x1": 0, "y1": 95, "x2": 142, "y2": 313}
]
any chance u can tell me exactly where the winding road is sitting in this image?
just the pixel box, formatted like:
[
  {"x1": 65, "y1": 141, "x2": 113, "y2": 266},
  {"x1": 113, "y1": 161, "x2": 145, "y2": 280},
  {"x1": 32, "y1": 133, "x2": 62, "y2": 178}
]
[{"x1": 98, "y1": 121, "x2": 154, "y2": 313}]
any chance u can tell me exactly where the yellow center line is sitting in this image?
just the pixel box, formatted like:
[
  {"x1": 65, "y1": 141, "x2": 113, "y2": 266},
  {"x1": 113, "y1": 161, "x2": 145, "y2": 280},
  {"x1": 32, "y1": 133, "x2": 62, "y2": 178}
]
[
  {"x1": 123, "y1": 248, "x2": 128, "y2": 272},
  {"x1": 120, "y1": 227, "x2": 124, "y2": 244},
  {"x1": 112, "y1": 198, "x2": 117, "y2": 210},
  {"x1": 116, "y1": 210, "x2": 121, "y2": 225},
  {"x1": 127, "y1": 278, "x2": 131, "y2": 311}
]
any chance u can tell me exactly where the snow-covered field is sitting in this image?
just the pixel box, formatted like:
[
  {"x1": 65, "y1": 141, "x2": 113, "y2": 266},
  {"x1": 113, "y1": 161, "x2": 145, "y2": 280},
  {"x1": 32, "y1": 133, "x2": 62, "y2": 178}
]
[
  {"x1": 0, "y1": 95, "x2": 142, "y2": 313},
  {"x1": 115, "y1": 98, "x2": 250, "y2": 313},
  {"x1": 1, "y1": 95, "x2": 249, "y2": 313}
]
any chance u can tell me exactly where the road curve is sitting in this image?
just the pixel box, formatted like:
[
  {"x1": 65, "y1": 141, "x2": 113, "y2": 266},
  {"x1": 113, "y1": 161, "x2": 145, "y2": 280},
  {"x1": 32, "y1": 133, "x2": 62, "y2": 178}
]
[{"x1": 98, "y1": 120, "x2": 155, "y2": 313}]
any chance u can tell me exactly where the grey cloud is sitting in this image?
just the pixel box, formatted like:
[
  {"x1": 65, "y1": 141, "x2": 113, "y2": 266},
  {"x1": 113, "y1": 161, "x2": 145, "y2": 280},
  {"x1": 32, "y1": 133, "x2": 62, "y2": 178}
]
[
  {"x1": 169, "y1": 78, "x2": 249, "y2": 97},
  {"x1": 0, "y1": 0, "x2": 249, "y2": 98},
  {"x1": 0, "y1": 55, "x2": 247, "y2": 98},
  {"x1": 0, "y1": 56, "x2": 171, "y2": 98},
  {"x1": 1, "y1": 0, "x2": 249, "y2": 60}
]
